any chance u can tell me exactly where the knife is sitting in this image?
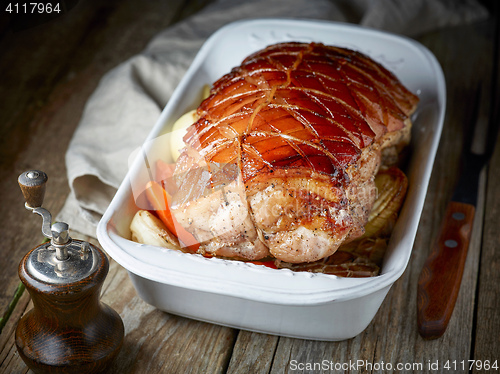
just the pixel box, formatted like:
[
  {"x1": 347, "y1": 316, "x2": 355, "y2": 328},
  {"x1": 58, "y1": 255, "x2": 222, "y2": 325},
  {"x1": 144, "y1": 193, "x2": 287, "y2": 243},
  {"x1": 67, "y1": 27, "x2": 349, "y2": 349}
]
[{"x1": 417, "y1": 86, "x2": 499, "y2": 340}]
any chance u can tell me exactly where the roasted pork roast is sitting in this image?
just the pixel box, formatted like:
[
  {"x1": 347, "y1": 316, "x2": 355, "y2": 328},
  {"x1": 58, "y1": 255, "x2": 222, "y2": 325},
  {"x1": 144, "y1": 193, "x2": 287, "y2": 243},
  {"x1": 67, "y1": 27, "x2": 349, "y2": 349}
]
[{"x1": 169, "y1": 42, "x2": 419, "y2": 263}]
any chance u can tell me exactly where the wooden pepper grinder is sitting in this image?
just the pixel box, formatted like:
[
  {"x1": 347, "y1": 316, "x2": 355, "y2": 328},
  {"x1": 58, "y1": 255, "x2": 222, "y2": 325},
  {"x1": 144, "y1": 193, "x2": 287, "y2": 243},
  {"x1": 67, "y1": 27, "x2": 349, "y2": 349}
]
[{"x1": 16, "y1": 170, "x2": 124, "y2": 374}]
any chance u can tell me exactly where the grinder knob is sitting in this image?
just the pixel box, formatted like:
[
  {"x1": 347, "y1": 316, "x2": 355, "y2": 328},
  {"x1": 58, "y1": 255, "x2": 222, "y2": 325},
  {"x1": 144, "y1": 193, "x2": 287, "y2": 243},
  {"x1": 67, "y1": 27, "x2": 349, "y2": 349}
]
[
  {"x1": 18, "y1": 170, "x2": 48, "y2": 208},
  {"x1": 15, "y1": 170, "x2": 124, "y2": 374}
]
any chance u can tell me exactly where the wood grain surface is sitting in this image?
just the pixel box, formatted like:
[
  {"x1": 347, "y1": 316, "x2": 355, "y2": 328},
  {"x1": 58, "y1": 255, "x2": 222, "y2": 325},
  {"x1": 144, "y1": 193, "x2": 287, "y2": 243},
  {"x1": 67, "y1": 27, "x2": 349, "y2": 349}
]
[{"x1": 1, "y1": 0, "x2": 498, "y2": 373}]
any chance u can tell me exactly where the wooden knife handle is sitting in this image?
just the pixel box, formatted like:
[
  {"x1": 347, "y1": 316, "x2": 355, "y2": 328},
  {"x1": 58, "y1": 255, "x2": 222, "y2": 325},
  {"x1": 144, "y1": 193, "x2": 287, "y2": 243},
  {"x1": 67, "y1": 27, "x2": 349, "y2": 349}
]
[{"x1": 417, "y1": 201, "x2": 475, "y2": 339}]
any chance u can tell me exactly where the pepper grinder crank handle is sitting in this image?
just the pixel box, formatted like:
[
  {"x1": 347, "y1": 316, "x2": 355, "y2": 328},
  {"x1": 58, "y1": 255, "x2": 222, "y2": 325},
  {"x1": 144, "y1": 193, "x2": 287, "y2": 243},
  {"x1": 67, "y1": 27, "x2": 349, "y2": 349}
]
[{"x1": 16, "y1": 170, "x2": 124, "y2": 374}]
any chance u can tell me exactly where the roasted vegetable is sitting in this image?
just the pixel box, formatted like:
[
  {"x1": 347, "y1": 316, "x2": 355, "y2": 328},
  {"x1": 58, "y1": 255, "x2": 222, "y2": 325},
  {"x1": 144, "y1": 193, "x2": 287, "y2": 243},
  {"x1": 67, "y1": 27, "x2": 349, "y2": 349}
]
[
  {"x1": 130, "y1": 210, "x2": 179, "y2": 249},
  {"x1": 362, "y1": 166, "x2": 408, "y2": 239},
  {"x1": 144, "y1": 180, "x2": 199, "y2": 251}
]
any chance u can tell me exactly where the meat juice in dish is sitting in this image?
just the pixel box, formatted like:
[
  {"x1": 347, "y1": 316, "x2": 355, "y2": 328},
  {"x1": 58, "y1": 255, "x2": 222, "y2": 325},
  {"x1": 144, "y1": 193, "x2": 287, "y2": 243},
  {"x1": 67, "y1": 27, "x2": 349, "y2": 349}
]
[{"x1": 130, "y1": 42, "x2": 419, "y2": 277}]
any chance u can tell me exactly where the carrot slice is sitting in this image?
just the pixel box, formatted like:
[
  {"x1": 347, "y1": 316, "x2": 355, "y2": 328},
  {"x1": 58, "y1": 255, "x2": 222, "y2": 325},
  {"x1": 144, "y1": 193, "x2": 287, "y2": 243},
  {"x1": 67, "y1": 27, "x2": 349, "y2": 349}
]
[{"x1": 145, "y1": 180, "x2": 199, "y2": 252}]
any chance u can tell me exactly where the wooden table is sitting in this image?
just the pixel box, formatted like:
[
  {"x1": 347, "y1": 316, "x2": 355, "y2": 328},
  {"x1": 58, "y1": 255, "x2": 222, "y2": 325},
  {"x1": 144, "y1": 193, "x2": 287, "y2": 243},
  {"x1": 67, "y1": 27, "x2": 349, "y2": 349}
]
[{"x1": 1, "y1": 0, "x2": 499, "y2": 372}]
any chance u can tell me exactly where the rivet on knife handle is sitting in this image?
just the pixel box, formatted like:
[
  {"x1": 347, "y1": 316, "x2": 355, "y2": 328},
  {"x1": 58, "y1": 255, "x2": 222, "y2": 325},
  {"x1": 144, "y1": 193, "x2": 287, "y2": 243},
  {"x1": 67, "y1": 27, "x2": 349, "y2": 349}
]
[{"x1": 417, "y1": 201, "x2": 475, "y2": 339}]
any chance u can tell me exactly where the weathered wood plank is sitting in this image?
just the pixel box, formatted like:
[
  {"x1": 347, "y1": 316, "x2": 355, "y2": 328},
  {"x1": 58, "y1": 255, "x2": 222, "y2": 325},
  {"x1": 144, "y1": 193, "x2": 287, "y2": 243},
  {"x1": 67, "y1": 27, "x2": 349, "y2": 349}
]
[
  {"x1": 226, "y1": 331, "x2": 279, "y2": 373},
  {"x1": 472, "y1": 2, "x2": 500, "y2": 367},
  {"x1": 472, "y1": 132, "x2": 500, "y2": 371},
  {"x1": 0, "y1": 292, "x2": 31, "y2": 374}
]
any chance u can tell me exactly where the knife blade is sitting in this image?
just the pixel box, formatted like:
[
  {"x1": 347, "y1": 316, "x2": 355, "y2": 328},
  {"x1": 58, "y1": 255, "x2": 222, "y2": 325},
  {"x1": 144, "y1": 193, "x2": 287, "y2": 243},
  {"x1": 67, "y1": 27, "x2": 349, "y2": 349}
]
[{"x1": 417, "y1": 86, "x2": 499, "y2": 340}]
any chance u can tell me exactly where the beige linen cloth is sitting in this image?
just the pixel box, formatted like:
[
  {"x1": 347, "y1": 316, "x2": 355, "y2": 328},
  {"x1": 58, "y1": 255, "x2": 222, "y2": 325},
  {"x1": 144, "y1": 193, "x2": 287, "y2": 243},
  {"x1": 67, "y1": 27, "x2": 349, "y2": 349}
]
[{"x1": 57, "y1": 0, "x2": 488, "y2": 238}]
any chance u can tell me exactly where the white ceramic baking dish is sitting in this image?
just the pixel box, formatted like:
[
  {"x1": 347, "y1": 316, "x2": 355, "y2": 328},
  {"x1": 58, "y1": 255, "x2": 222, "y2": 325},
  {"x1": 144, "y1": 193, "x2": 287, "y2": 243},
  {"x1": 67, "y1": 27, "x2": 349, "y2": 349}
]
[{"x1": 97, "y1": 19, "x2": 445, "y2": 341}]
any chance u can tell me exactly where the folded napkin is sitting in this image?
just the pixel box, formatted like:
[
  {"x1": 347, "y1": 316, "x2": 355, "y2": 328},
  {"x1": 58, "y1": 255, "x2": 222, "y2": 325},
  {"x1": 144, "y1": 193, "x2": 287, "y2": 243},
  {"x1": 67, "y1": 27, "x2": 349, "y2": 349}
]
[{"x1": 58, "y1": 0, "x2": 488, "y2": 238}]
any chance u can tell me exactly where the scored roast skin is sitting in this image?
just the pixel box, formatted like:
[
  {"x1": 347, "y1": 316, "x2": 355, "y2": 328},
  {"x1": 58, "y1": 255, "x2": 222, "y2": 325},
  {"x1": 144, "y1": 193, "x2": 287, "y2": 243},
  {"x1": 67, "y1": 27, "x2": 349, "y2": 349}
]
[{"x1": 170, "y1": 42, "x2": 419, "y2": 263}]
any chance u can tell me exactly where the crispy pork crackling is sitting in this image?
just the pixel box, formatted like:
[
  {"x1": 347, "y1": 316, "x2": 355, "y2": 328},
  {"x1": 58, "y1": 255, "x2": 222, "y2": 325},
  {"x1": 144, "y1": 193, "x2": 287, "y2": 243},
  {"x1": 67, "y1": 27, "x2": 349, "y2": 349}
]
[{"x1": 169, "y1": 42, "x2": 419, "y2": 263}]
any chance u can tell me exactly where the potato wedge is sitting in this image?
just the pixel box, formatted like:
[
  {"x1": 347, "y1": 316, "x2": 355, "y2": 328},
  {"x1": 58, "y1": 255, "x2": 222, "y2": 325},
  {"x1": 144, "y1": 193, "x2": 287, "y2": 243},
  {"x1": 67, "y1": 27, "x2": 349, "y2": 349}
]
[{"x1": 130, "y1": 210, "x2": 180, "y2": 249}]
